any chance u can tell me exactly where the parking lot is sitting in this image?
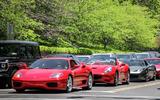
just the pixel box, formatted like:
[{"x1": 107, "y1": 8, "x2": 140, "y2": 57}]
[{"x1": 0, "y1": 80, "x2": 160, "y2": 100}]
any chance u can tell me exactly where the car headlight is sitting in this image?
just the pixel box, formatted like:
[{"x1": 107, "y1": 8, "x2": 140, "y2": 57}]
[
  {"x1": 137, "y1": 68, "x2": 145, "y2": 72},
  {"x1": 15, "y1": 73, "x2": 22, "y2": 78},
  {"x1": 104, "y1": 67, "x2": 112, "y2": 73},
  {"x1": 50, "y1": 73, "x2": 63, "y2": 78}
]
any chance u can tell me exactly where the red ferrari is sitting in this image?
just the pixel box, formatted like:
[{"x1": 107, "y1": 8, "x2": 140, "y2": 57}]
[
  {"x1": 12, "y1": 58, "x2": 93, "y2": 92},
  {"x1": 86, "y1": 57, "x2": 130, "y2": 86},
  {"x1": 145, "y1": 58, "x2": 160, "y2": 78}
]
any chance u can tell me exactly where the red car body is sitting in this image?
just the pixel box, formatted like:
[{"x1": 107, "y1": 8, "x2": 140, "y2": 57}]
[
  {"x1": 88, "y1": 59, "x2": 130, "y2": 85},
  {"x1": 145, "y1": 58, "x2": 160, "y2": 78},
  {"x1": 12, "y1": 58, "x2": 93, "y2": 92}
]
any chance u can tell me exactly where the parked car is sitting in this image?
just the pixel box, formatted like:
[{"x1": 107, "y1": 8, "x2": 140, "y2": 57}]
[
  {"x1": 143, "y1": 51, "x2": 160, "y2": 58},
  {"x1": 12, "y1": 58, "x2": 93, "y2": 93},
  {"x1": 92, "y1": 53, "x2": 116, "y2": 58},
  {"x1": 46, "y1": 54, "x2": 80, "y2": 64},
  {"x1": 76, "y1": 55, "x2": 91, "y2": 63},
  {"x1": 134, "y1": 53, "x2": 151, "y2": 59},
  {"x1": 145, "y1": 58, "x2": 160, "y2": 78},
  {"x1": 116, "y1": 53, "x2": 135, "y2": 61},
  {"x1": 86, "y1": 57, "x2": 130, "y2": 86},
  {"x1": 0, "y1": 40, "x2": 41, "y2": 88},
  {"x1": 125, "y1": 59, "x2": 156, "y2": 81}
]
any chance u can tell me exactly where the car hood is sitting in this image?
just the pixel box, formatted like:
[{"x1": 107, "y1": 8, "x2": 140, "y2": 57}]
[
  {"x1": 14, "y1": 69, "x2": 68, "y2": 81},
  {"x1": 155, "y1": 64, "x2": 160, "y2": 71},
  {"x1": 90, "y1": 64, "x2": 113, "y2": 74},
  {"x1": 130, "y1": 66, "x2": 146, "y2": 73}
]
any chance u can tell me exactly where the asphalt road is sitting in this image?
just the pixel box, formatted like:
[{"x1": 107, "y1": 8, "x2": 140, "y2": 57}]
[{"x1": 0, "y1": 80, "x2": 160, "y2": 100}]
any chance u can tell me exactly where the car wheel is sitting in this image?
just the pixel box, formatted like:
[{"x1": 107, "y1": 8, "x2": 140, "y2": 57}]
[
  {"x1": 124, "y1": 72, "x2": 130, "y2": 85},
  {"x1": 16, "y1": 89, "x2": 25, "y2": 93},
  {"x1": 0, "y1": 78, "x2": 6, "y2": 89},
  {"x1": 145, "y1": 72, "x2": 149, "y2": 82},
  {"x1": 65, "y1": 76, "x2": 73, "y2": 93},
  {"x1": 152, "y1": 71, "x2": 156, "y2": 81},
  {"x1": 82, "y1": 74, "x2": 93, "y2": 90},
  {"x1": 8, "y1": 69, "x2": 18, "y2": 88},
  {"x1": 113, "y1": 72, "x2": 119, "y2": 86}
]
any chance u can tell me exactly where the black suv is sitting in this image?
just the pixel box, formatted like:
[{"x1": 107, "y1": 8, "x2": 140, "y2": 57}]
[{"x1": 0, "y1": 40, "x2": 41, "y2": 88}]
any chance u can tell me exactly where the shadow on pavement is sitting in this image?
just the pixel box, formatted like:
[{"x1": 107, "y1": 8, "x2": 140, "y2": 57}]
[{"x1": 9, "y1": 88, "x2": 82, "y2": 94}]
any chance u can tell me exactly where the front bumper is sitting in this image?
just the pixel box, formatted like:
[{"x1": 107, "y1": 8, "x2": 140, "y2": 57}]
[
  {"x1": 93, "y1": 73, "x2": 114, "y2": 84},
  {"x1": 12, "y1": 79, "x2": 67, "y2": 90},
  {"x1": 130, "y1": 72, "x2": 147, "y2": 81},
  {"x1": 156, "y1": 70, "x2": 160, "y2": 78}
]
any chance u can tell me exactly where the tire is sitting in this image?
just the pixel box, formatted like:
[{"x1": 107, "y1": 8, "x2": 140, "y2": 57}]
[
  {"x1": 82, "y1": 74, "x2": 93, "y2": 90},
  {"x1": 65, "y1": 76, "x2": 73, "y2": 93},
  {"x1": 16, "y1": 89, "x2": 25, "y2": 93},
  {"x1": 113, "y1": 72, "x2": 119, "y2": 86},
  {"x1": 145, "y1": 72, "x2": 149, "y2": 82},
  {"x1": 8, "y1": 69, "x2": 18, "y2": 88},
  {"x1": 124, "y1": 72, "x2": 130, "y2": 85},
  {"x1": 152, "y1": 71, "x2": 156, "y2": 81},
  {"x1": 0, "y1": 78, "x2": 6, "y2": 89}
]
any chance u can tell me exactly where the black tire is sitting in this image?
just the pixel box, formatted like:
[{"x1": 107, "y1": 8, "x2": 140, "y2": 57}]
[
  {"x1": 65, "y1": 76, "x2": 73, "y2": 93},
  {"x1": 0, "y1": 78, "x2": 6, "y2": 89},
  {"x1": 124, "y1": 72, "x2": 130, "y2": 85},
  {"x1": 113, "y1": 72, "x2": 119, "y2": 86},
  {"x1": 16, "y1": 89, "x2": 25, "y2": 93},
  {"x1": 82, "y1": 74, "x2": 93, "y2": 90},
  {"x1": 8, "y1": 69, "x2": 18, "y2": 88},
  {"x1": 152, "y1": 71, "x2": 156, "y2": 81},
  {"x1": 145, "y1": 72, "x2": 150, "y2": 82}
]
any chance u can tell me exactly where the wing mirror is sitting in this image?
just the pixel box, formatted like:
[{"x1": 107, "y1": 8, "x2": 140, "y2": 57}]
[
  {"x1": 73, "y1": 65, "x2": 79, "y2": 69},
  {"x1": 120, "y1": 63, "x2": 126, "y2": 67},
  {"x1": 18, "y1": 62, "x2": 28, "y2": 69}
]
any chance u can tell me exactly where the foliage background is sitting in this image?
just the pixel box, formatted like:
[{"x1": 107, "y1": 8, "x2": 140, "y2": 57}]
[{"x1": 0, "y1": 0, "x2": 160, "y2": 54}]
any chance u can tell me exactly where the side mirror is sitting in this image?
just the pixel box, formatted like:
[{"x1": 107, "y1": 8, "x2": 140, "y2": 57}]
[
  {"x1": 18, "y1": 62, "x2": 28, "y2": 69},
  {"x1": 120, "y1": 63, "x2": 126, "y2": 67},
  {"x1": 73, "y1": 65, "x2": 79, "y2": 69},
  {"x1": 81, "y1": 62, "x2": 86, "y2": 68}
]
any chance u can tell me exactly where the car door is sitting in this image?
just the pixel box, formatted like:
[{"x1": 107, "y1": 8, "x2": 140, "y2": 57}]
[
  {"x1": 70, "y1": 60, "x2": 85, "y2": 87},
  {"x1": 144, "y1": 61, "x2": 155, "y2": 78}
]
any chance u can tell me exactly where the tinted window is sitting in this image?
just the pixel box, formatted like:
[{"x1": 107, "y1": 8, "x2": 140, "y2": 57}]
[
  {"x1": 117, "y1": 55, "x2": 131, "y2": 60},
  {"x1": 30, "y1": 59, "x2": 69, "y2": 69},
  {"x1": 146, "y1": 59, "x2": 160, "y2": 65},
  {"x1": 127, "y1": 60, "x2": 145, "y2": 66},
  {"x1": 135, "y1": 54, "x2": 150, "y2": 59},
  {"x1": 77, "y1": 57, "x2": 90, "y2": 62},
  {"x1": 87, "y1": 57, "x2": 116, "y2": 65}
]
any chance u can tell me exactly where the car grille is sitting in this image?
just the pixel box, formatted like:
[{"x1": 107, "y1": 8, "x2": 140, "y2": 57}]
[
  {"x1": 47, "y1": 82, "x2": 57, "y2": 87},
  {"x1": 0, "y1": 62, "x2": 8, "y2": 72},
  {"x1": 130, "y1": 74, "x2": 139, "y2": 79},
  {"x1": 94, "y1": 75, "x2": 102, "y2": 80}
]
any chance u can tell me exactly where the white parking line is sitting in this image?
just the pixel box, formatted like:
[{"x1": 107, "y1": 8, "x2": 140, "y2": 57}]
[{"x1": 82, "y1": 81, "x2": 160, "y2": 93}]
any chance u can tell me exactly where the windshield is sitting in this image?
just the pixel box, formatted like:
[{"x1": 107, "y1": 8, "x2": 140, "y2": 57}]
[
  {"x1": 87, "y1": 56, "x2": 116, "y2": 65},
  {"x1": 117, "y1": 54, "x2": 131, "y2": 60},
  {"x1": 0, "y1": 44, "x2": 20, "y2": 57},
  {"x1": 135, "y1": 54, "x2": 149, "y2": 59},
  {"x1": 146, "y1": 59, "x2": 160, "y2": 65},
  {"x1": 30, "y1": 59, "x2": 69, "y2": 69},
  {"x1": 77, "y1": 57, "x2": 90, "y2": 63},
  {"x1": 127, "y1": 60, "x2": 145, "y2": 67}
]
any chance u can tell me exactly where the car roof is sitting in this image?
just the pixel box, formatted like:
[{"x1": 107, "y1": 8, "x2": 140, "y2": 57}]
[
  {"x1": 43, "y1": 57, "x2": 72, "y2": 60},
  {"x1": 144, "y1": 58, "x2": 160, "y2": 60},
  {"x1": 76, "y1": 55, "x2": 91, "y2": 57},
  {"x1": 0, "y1": 40, "x2": 39, "y2": 46},
  {"x1": 92, "y1": 53, "x2": 115, "y2": 55}
]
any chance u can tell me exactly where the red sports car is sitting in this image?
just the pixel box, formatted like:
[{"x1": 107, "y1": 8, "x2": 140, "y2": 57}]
[
  {"x1": 12, "y1": 58, "x2": 93, "y2": 93},
  {"x1": 86, "y1": 57, "x2": 130, "y2": 86},
  {"x1": 145, "y1": 58, "x2": 160, "y2": 78}
]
